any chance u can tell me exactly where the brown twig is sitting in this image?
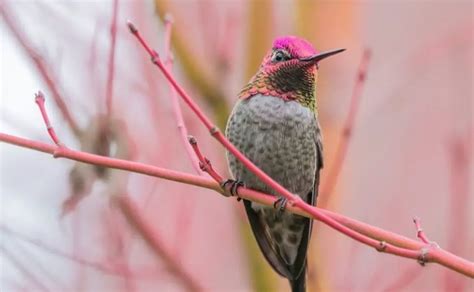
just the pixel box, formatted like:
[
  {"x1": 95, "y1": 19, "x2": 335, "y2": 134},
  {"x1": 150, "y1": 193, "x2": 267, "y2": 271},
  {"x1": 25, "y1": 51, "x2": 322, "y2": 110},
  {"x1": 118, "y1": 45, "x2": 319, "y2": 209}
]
[
  {"x1": 320, "y1": 49, "x2": 371, "y2": 197},
  {"x1": 0, "y1": 5, "x2": 82, "y2": 137}
]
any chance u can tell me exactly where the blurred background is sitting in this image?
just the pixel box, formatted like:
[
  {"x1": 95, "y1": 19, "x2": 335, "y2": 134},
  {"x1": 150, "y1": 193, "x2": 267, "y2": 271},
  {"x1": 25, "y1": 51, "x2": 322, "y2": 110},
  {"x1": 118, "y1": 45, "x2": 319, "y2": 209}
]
[{"x1": 0, "y1": 0, "x2": 472, "y2": 291}]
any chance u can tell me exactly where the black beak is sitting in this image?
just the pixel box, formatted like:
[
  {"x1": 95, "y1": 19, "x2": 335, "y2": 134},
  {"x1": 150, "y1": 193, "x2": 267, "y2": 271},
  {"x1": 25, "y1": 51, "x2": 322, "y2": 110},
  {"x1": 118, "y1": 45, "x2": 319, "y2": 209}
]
[{"x1": 299, "y1": 48, "x2": 346, "y2": 64}]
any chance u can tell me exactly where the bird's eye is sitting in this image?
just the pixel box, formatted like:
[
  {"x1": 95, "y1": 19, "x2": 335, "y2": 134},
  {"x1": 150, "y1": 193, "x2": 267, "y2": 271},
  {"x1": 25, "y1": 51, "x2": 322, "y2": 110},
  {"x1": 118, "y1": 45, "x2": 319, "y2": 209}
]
[{"x1": 272, "y1": 50, "x2": 289, "y2": 63}]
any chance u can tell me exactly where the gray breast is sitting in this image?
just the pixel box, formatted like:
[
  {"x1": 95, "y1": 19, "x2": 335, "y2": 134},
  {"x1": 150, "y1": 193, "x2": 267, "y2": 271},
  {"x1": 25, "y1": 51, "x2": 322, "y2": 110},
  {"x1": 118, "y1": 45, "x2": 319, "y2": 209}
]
[{"x1": 225, "y1": 94, "x2": 319, "y2": 204}]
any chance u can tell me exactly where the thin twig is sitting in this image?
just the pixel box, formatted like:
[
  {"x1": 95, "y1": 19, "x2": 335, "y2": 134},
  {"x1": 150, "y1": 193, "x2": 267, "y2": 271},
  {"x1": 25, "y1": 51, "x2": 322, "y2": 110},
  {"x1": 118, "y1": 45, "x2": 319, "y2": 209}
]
[
  {"x1": 188, "y1": 135, "x2": 223, "y2": 183},
  {"x1": 413, "y1": 217, "x2": 430, "y2": 244},
  {"x1": 1, "y1": 131, "x2": 473, "y2": 277},
  {"x1": 0, "y1": 5, "x2": 82, "y2": 137},
  {"x1": 321, "y1": 49, "x2": 371, "y2": 197},
  {"x1": 127, "y1": 22, "x2": 424, "y2": 266},
  {"x1": 30, "y1": 92, "x2": 203, "y2": 290},
  {"x1": 34, "y1": 91, "x2": 63, "y2": 146},
  {"x1": 163, "y1": 14, "x2": 203, "y2": 174},
  {"x1": 105, "y1": 0, "x2": 119, "y2": 117},
  {"x1": 154, "y1": 2, "x2": 230, "y2": 129}
]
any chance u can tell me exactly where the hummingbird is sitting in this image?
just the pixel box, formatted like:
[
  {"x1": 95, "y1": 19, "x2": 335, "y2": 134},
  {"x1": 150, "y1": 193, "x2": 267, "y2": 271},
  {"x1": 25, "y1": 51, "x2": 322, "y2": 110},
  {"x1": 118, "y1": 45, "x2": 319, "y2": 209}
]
[{"x1": 225, "y1": 36, "x2": 344, "y2": 292}]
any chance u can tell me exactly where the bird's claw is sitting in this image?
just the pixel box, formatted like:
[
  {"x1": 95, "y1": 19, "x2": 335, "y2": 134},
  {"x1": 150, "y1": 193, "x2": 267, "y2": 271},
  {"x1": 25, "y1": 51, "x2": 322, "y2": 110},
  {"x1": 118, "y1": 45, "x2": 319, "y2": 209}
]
[
  {"x1": 273, "y1": 197, "x2": 288, "y2": 216},
  {"x1": 221, "y1": 179, "x2": 244, "y2": 200}
]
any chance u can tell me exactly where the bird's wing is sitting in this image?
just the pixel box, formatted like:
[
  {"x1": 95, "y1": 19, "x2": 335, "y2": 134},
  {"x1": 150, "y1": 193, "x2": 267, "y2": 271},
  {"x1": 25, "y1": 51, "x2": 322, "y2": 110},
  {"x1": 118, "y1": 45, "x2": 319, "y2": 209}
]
[
  {"x1": 243, "y1": 200, "x2": 292, "y2": 278},
  {"x1": 242, "y1": 132, "x2": 323, "y2": 280},
  {"x1": 288, "y1": 131, "x2": 323, "y2": 278}
]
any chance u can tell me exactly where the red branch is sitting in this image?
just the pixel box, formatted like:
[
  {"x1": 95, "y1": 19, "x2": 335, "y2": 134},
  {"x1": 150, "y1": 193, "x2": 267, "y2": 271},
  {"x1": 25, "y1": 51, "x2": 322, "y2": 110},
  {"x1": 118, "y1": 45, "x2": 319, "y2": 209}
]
[
  {"x1": 30, "y1": 93, "x2": 202, "y2": 291},
  {"x1": 321, "y1": 49, "x2": 371, "y2": 196},
  {"x1": 105, "y1": 0, "x2": 119, "y2": 117},
  {"x1": 188, "y1": 136, "x2": 223, "y2": 183},
  {"x1": 162, "y1": 14, "x2": 203, "y2": 174},
  {"x1": 126, "y1": 22, "x2": 433, "y2": 269},
  {"x1": 125, "y1": 23, "x2": 474, "y2": 277},
  {"x1": 1, "y1": 132, "x2": 472, "y2": 277},
  {"x1": 0, "y1": 5, "x2": 82, "y2": 137}
]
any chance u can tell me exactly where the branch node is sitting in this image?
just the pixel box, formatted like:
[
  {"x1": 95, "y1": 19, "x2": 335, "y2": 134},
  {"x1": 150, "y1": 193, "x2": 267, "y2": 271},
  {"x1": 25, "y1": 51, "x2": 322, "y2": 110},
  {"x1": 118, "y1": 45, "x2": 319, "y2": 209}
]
[
  {"x1": 53, "y1": 146, "x2": 65, "y2": 158},
  {"x1": 376, "y1": 241, "x2": 387, "y2": 252},
  {"x1": 209, "y1": 126, "x2": 219, "y2": 136},
  {"x1": 187, "y1": 135, "x2": 197, "y2": 145},
  {"x1": 188, "y1": 136, "x2": 224, "y2": 184},
  {"x1": 151, "y1": 52, "x2": 160, "y2": 65},
  {"x1": 126, "y1": 20, "x2": 138, "y2": 34},
  {"x1": 34, "y1": 91, "x2": 45, "y2": 104},
  {"x1": 417, "y1": 247, "x2": 430, "y2": 266}
]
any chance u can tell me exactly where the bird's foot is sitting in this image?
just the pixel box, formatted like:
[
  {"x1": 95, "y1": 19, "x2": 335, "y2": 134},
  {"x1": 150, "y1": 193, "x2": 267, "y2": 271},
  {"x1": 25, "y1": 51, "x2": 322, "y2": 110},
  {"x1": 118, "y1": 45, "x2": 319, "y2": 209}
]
[
  {"x1": 273, "y1": 197, "x2": 288, "y2": 217},
  {"x1": 220, "y1": 179, "x2": 244, "y2": 201}
]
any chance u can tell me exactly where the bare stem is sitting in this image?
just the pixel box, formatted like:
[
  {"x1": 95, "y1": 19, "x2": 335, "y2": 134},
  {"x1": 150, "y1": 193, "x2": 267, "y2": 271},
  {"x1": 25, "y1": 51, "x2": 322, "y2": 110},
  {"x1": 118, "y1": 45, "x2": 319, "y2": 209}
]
[
  {"x1": 34, "y1": 91, "x2": 63, "y2": 146},
  {"x1": 1, "y1": 131, "x2": 472, "y2": 277},
  {"x1": 188, "y1": 135, "x2": 223, "y2": 184},
  {"x1": 162, "y1": 14, "x2": 203, "y2": 174},
  {"x1": 105, "y1": 0, "x2": 119, "y2": 117},
  {"x1": 413, "y1": 217, "x2": 431, "y2": 244},
  {"x1": 0, "y1": 4, "x2": 82, "y2": 137},
  {"x1": 31, "y1": 91, "x2": 203, "y2": 290}
]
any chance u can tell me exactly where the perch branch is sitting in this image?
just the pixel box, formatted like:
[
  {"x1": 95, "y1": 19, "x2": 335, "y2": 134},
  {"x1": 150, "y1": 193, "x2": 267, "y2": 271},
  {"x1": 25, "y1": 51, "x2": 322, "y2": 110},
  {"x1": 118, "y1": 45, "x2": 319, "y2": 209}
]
[
  {"x1": 31, "y1": 93, "x2": 203, "y2": 291},
  {"x1": 125, "y1": 22, "x2": 473, "y2": 277},
  {"x1": 1, "y1": 132, "x2": 472, "y2": 277}
]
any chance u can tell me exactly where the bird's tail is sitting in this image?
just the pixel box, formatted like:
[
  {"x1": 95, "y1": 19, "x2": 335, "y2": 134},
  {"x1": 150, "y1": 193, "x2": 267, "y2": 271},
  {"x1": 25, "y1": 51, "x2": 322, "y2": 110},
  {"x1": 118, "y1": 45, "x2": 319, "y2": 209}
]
[{"x1": 289, "y1": 264, "x2": 306, "y2": 292}]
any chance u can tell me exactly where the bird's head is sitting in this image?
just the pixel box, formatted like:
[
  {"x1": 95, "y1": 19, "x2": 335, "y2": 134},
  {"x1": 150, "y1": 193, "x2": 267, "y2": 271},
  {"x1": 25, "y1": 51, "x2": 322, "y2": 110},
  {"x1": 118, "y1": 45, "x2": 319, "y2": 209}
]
[{"x1": 239, "y1": 36, "x2": 345, "y2": 111}]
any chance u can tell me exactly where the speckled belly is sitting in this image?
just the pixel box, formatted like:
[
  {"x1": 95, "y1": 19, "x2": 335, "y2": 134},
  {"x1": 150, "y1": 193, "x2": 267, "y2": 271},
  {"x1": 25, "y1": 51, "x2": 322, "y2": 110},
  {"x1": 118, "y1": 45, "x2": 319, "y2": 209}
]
[{"x1": 226, "y1": 94, "x2": 318, "y2": 206}]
